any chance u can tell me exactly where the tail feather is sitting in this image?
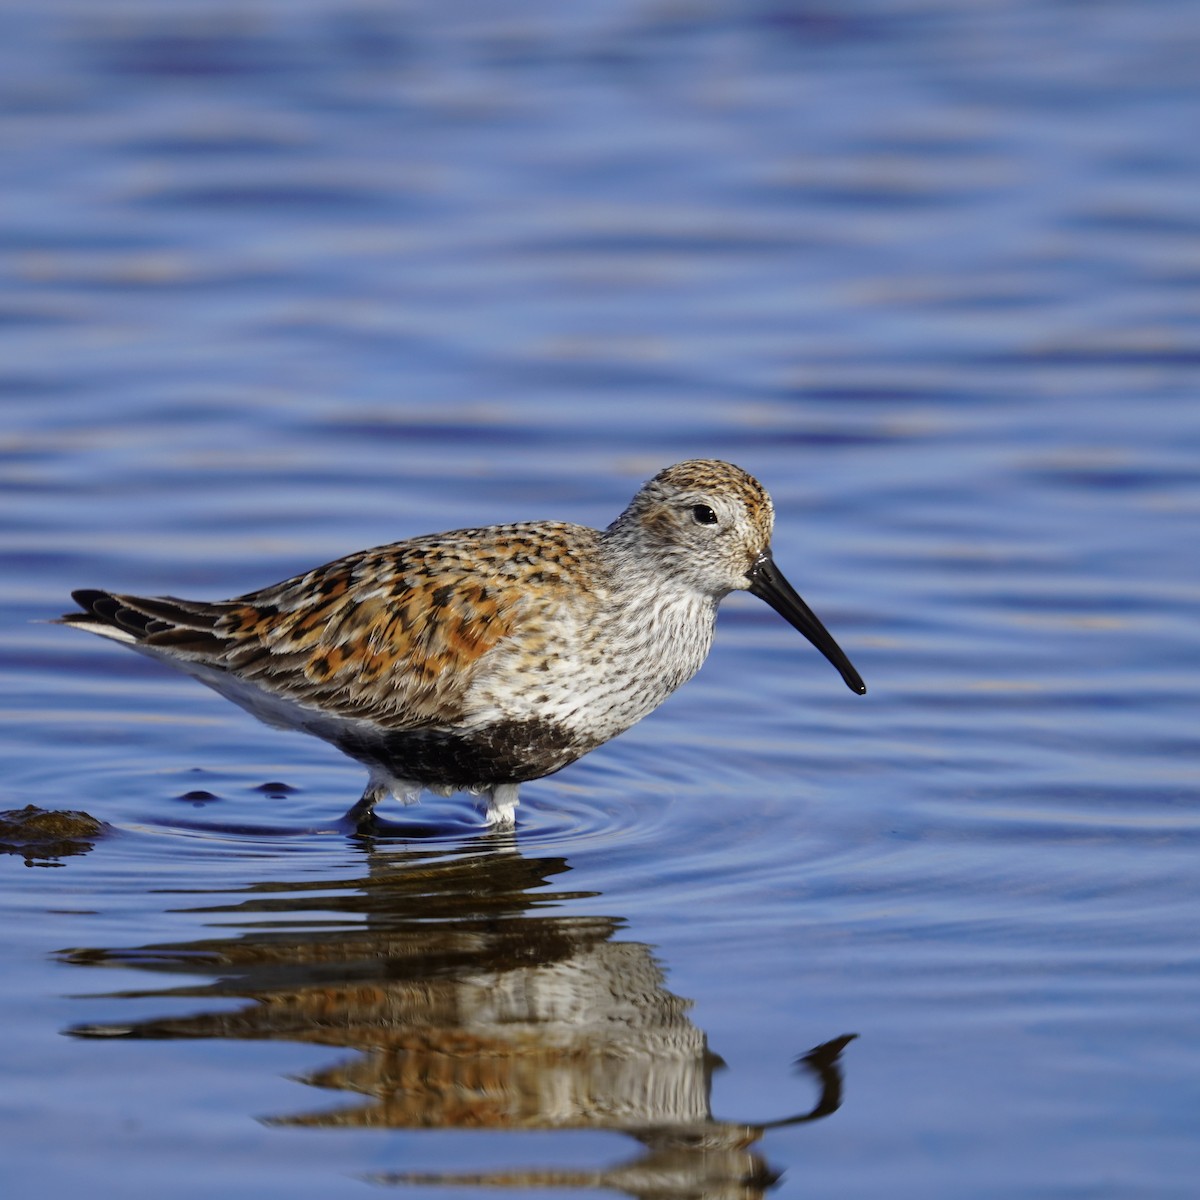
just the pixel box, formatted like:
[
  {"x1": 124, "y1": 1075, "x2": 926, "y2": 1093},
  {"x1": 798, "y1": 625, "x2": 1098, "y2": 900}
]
[{"x1": 60, "y1": 589, "x2": 228, "y2": 657}]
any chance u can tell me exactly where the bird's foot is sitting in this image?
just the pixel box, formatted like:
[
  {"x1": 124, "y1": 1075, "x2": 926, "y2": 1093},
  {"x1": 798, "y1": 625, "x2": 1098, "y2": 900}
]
[{"x1": 342, "y1": 782, "x2": 389, "y2": 830}]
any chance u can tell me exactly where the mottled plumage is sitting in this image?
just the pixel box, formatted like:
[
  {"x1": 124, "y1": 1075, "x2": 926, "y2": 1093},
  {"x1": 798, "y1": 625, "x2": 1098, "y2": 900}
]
[{"x1": 61, "y1": 460, "x2": 865, "y2": 829}]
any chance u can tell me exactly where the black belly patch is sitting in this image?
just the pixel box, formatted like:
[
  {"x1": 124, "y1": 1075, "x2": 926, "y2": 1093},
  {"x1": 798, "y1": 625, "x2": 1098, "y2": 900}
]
[{"x1": 333, "y1": 718, "x2": 596, "y2": 787}]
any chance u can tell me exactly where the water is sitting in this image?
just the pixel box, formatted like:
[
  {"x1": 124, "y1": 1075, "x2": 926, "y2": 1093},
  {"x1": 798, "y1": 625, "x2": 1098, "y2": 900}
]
[{"x1": 3, "y1": 1, "x2": 1200, "y2": 1196}]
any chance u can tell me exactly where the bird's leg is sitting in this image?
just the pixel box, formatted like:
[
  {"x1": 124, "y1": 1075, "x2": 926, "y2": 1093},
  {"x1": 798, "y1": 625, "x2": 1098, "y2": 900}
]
[
  {"x1": 484, "y1": 783, "x2": 520, "y2": 830},
  {"x1": 343, "y1": 780, "x2": 388, "y2": 828}
]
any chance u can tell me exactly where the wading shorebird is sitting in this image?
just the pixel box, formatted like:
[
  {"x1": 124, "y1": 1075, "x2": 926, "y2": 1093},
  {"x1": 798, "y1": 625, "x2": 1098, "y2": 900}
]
[{"x1": 61, "y1": 460, "x2": 865, "y2": 829}]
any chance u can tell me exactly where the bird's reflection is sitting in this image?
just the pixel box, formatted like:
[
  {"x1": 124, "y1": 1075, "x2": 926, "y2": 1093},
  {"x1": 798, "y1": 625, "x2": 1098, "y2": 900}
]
[{"x1": 60, "y1": 832, "x2": 853, "y2": 1197}]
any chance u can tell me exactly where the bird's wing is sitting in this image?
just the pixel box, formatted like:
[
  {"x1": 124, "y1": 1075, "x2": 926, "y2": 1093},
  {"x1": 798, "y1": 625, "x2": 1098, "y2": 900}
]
[{"x1": 63, "y1": 524, "x2": 597, "y2": 729}]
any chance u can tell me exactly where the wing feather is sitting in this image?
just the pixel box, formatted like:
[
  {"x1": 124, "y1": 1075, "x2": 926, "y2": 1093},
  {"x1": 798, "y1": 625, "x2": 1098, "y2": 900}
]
[{"x1": 63, "y1": 522, "x2": 600, "y2": 732}]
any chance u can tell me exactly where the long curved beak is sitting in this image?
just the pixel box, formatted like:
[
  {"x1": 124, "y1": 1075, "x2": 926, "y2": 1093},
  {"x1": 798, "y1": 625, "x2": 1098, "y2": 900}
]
[{"x1": 746, "y1": 554, "x2": 866, "y2": 695}]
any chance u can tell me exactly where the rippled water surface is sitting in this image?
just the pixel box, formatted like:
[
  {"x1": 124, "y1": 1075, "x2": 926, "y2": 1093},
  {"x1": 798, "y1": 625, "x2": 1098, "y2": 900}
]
[{"x1": 3, "y1": 2, "x2": 1200, "y2": 1197}]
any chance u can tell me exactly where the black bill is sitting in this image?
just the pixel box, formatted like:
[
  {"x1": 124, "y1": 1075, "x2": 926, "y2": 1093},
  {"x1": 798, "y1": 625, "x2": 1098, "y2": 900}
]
[{"x1": 746, "y1": 554, "x2": 866, "y2": 695}]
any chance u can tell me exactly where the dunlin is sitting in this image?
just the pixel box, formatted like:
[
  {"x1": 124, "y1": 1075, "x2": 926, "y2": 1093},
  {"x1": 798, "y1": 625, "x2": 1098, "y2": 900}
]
[{"x1": 61, "y1": 460, "x2": 864, "y2": 829}]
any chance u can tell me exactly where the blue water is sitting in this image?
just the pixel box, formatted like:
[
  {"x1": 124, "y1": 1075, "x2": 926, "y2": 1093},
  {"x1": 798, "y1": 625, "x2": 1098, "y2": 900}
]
[{"x1": 3, "y1": 1, "x2": 1200, "y2": 1197}]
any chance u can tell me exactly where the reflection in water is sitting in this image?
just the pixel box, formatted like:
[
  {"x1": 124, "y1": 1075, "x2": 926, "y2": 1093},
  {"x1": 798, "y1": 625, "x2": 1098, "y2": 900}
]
[{"x1": 60, "y1": 836, "x2": 853, "y2": 1196}]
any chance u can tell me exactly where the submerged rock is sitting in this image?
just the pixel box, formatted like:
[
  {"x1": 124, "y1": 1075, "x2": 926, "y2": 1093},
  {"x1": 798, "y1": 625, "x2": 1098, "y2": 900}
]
[{"x1": 0, "y1": 805, "x2": 109, "y2": 867}]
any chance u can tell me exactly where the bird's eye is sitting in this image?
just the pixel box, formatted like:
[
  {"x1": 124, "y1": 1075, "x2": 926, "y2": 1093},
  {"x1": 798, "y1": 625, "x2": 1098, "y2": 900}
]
[{"x1": 691, "y1": 504, "x2": 718, "y2": 526}]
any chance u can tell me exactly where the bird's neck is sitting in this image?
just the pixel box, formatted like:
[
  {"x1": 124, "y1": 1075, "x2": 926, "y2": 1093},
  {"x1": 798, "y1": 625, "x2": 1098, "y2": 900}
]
[{"x1": 593, "y1": 526, "x2": 719, "y2": 696}]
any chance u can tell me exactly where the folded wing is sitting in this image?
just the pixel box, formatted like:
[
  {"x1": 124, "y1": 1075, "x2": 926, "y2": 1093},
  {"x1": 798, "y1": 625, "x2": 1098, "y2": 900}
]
[{"x1": 62, "y1": 539, "x2": 523, "y2": 730}]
